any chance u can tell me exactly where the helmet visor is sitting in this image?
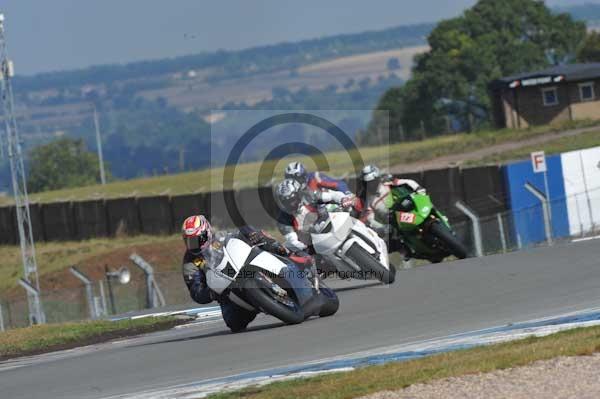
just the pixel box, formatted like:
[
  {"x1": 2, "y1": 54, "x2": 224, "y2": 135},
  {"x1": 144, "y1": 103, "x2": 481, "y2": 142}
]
[{"x1": 185, "y1": 231, "x2": 209, "y2": 252}]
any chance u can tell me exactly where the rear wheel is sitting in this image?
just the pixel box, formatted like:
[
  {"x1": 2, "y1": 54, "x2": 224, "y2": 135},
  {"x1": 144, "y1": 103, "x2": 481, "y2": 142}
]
[
  {"x1": 243, "y1": 278, "x2": 304, "y2": 325},
  {"x1": 429, "y1": 221, "x2": 468, "y2": 259},
  {"x1": 346, "y1": 244, "x2": 396, "y2": 284},
  {"x1": 317, "y1": 286, "x2": 339, "y2": 317}
]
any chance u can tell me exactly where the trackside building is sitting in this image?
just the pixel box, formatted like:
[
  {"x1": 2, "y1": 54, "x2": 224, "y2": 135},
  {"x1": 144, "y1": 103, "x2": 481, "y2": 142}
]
[{"x1": 490, "y1": 63, "x2": 600, "y2": 129}]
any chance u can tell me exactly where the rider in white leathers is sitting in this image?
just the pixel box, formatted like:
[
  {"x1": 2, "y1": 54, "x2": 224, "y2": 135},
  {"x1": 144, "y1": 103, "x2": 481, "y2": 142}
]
[
  {"x1": 357, "y1": 165, "x2": 425, "y2": 257},
  {"x1": 275, "y1": 178, "x2": 356, "y2": 252}
]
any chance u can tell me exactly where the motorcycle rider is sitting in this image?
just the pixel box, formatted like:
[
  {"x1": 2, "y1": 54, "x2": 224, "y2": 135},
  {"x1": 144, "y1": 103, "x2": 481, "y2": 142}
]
[
  {"x1": 181, "y1": 215, "x2": 304, "y2": 332},
  {"x1": 285, "y1": 161, "x2": 350, "y2": 194},
  {"x1": 275, "y1": 178, "x2": 357, "y2": 252},
  {"x1": 358, "y1": 165, "x2": 425, "y2": 257}
]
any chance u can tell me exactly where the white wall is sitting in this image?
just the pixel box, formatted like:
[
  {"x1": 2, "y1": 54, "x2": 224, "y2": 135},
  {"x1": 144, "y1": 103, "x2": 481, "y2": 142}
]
[{"x1": 561, "y1": 146, "x2": 600, "y2": 235}]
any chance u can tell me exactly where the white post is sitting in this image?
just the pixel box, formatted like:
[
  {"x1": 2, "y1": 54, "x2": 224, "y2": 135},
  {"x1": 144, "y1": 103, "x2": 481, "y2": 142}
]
[
  {"x1": 0, "y1": 302, "x2": 5, "y2": 331},
  {"x1": 98, "y1": 280, "x2": 108, "y2": 316},
  {"x1": 18, "y1": 278, "x2": 44, "y2": 325},
  {"x1": 130, "y1": 253, "x2": 166, "y2": 308},
  {"x1": 69, "y1": 266, "x2": 97, "y2": 319},
  {"x1": 497, "y1": 213, "x2": 507, "y2": 253},
  {"x1": 525, "y1": 183, "x2": 553, "y2": 245},
  {"x1": 455, "y1": 201, "x2": 483, "y2": 257}
]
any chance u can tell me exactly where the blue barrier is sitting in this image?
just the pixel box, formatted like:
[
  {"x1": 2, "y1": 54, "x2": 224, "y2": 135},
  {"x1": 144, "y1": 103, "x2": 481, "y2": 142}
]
[{"x1": 503, "y1": 155, "x2": 569, "y2": 246}]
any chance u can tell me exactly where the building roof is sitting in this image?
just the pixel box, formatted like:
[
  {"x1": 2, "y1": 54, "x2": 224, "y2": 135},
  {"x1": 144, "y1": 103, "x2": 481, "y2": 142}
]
[{"x1": 491, "y1": 63, "x2": 600, "y2": 90}]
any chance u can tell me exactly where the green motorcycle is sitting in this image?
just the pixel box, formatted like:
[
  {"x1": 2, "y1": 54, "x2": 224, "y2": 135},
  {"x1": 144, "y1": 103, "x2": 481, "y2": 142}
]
[{"x1": 385, "y1": 185, "x2": 468, "y2": 263}]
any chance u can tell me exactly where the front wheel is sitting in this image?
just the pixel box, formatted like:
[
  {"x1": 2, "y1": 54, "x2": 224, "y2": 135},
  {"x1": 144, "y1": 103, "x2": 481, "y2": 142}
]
[
  {"x1": 346, "y1": 244, "x2": 396, "y2": 284},
  {"x1": 429, "y1": 221, "x2": 468, "y2": 260},
  {"x1": 243, "y1": 278, "x2": 304, "y2": 325}
]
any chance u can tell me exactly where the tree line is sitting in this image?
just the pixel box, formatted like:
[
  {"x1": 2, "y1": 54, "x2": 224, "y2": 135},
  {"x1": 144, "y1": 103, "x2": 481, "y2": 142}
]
[{"x1": 360, "y1": 0, "x2": 599, "y2": 145}]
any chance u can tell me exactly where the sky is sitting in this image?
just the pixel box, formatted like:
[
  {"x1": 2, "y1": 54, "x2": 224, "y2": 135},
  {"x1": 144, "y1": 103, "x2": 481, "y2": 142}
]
[{"x1": 0, "y1": 0, "x2": 597, "y2": 75}]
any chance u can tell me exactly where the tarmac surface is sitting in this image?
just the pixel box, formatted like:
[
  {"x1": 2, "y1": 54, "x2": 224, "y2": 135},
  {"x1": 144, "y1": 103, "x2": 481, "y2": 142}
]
[{"x1": 1, "y1": 239, "x2": 599, "y2": 399}]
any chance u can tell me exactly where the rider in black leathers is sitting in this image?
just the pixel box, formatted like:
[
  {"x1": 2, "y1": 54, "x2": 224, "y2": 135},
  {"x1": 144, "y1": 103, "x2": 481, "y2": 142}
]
[{"x1": 182, "y1": 222, "x2": 307, "y2": 332}]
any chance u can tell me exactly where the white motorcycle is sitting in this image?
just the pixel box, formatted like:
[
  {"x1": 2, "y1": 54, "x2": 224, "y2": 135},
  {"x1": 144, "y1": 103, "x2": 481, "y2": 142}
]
[
  {"x1": 310, "y1": 208, "x2": 396, "y2": 284},
  {"x1": 204, "y1": 236, "x2": 339, "y2": 325}
]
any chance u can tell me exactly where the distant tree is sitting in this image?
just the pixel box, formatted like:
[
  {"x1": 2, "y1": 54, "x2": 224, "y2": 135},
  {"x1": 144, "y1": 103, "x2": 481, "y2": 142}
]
[
  {"x1": 28, "y1": 138, "x2": 107, "y2": 193},
  {"x1": 387, "y1": 57, "x2": 401, "y2": 71},
  {"x1": 382, "y1": 0, "x2": 587, "y2": 137},
  {"x1": 359, "y1": 87, "x2": 406, "y2": 145},
  {"x1": 578, "y1": 32, "x2": 600, "y2": 62}
]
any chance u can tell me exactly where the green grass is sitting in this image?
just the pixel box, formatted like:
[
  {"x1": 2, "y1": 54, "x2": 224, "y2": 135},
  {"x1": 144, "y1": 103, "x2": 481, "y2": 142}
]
[
  {"x1": 208, "y1": 325, "x2": 600, "y2": 399},
  {"x1": 468, "y1": 127, "x2": 600, "y2": 166},
  {"x1": 0, "y1": 316, "x2": 179, "y2": 360},
  {"x1": 2, "y1": 120, "x2": 598, "y2": 206}
]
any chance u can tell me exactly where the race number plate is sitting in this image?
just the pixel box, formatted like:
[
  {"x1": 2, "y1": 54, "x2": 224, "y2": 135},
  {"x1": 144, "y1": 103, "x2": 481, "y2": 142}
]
[{"x1": 398, "y1": 212, "x2": 416, "y2": 224}]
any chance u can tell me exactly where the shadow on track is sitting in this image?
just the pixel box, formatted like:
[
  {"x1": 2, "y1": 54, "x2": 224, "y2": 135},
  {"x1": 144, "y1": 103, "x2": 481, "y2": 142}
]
[
  {"x1": 333, "y1": 281, "x2": 383, "y2": 293},
  {"x1": 130, "y1": 321, "x2": 289, "y2": 348}
]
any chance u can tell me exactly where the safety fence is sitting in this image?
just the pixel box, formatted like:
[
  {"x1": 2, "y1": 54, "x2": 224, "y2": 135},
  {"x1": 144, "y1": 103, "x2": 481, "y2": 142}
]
[
  {"x1": 453, "y1": 186, "x2": 600, "y2": 257},
  {"x1": 0, "y1": 271, "x2": 190, "y2": 330}
]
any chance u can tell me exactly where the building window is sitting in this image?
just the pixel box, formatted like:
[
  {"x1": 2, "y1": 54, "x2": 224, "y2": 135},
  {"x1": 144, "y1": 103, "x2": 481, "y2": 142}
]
[
  {"x1": 542, "y1": 87, "x2": 559, "y2": 106},
  {"x1": 579, "y1": 82, "x2": 596, "y2": 102}
]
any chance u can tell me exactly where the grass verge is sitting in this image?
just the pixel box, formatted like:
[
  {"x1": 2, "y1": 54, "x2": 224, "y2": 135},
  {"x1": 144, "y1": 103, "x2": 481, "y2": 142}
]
[
  {"x1": 208, "y1": 325, "x2": 600, "y2": 399},
  {"x1": 467, "y1": 127, "x2": 600, "y2": 166},
  {"x1": 0, "y1": 316, "x2": 180, "y2": 361},
  {"x1": 0, "y1": 234, "x2": 179, "y2": 293}
]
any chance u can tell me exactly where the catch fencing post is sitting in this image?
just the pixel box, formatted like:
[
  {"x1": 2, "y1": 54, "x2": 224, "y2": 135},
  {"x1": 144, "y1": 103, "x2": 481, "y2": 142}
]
[
  {"x1": 18, "y1": 279, "x2": 45, "y2": 325},
  {"x1": 98, "y1": 280, "x2": 108, "y2": 317},
  {"x1": 524, "y1": 183, "x2": 553, "y2": 246},
  {"x1": 497, "y1": 213, "x2": 507, "y2": 253},
  {"x1": 130, "y1": 254, "x2": 166, "y2": 309},
  {"x1": 0, "y1": 302, "x2": 4, "y2": 331},
  {"x1": 69, "y1": 266, "x2": 97, "y2": 319},
  {"x1": 455, "y1": 201, "x2": 483, "y2": 257}
]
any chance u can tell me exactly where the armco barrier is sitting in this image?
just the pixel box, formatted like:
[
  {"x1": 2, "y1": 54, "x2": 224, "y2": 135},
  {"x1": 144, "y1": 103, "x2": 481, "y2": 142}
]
[
  {"x1": 170, "y1": 193, "x2": 208, "y2": 232},
  {"x1": 72, "y1": 200, "x2": 108, "y2": 240},
  {"x1": 41, "y1": 202, "x2": 76, "y2": 241},
  {"x1": 106, "y1": 198, "x2": 141, "y2": 236},
  {"x1": 0, "y1": 165, "x2": 511, "y2": 244},
  {"x1": 0, "y1": 206, "x2": 16, "y2": 245},
  {"x1": 138, "y1": 196, "x2": 173, "y2": 235}
]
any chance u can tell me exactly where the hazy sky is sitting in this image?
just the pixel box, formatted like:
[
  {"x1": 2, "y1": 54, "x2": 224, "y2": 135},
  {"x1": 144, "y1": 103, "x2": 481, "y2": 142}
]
[{"x1": 0, "y1": 0, "x2": 597, "y2": 75}]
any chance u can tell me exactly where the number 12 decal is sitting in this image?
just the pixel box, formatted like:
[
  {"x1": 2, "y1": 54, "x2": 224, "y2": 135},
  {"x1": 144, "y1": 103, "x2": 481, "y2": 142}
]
[{"x1": 398, "y1": 212, "x2": 416, "y2": 224}]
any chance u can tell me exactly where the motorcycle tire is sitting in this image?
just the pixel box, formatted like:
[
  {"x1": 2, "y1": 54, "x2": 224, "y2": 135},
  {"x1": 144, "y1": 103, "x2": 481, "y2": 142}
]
[
  {"x1": 318, "y1": 286, "x2": 339, "y2": 317},
  {"x1": 243, "y1": 278, "x2": 304, "y2": 325},
  {"x1": 346, "y1": 244, "x2": 396, "y2": 284},
  {"x1": 429, "y1": 221, "x2": 469, "y2": 259}
]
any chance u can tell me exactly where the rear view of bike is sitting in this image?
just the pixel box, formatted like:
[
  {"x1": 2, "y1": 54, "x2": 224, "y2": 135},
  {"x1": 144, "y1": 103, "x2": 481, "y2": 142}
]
[
  {"x1": 205, "y1": 237, "x2": 338, "y2": 325},
  {"x1": 311, "y1": 211, "x2": 396, "y2": 284}
]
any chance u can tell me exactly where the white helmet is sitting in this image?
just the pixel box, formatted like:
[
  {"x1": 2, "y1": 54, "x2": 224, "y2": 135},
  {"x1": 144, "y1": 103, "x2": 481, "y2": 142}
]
[
  {"x1": 361, "y1": 164, "x2": 380, "y2": 182},
  {"x1": 284, "y1": 161, "x2": 307, "y2": 185},
  {"x1": 276, "y1": 178, "x2": 303, "y2": 212}
]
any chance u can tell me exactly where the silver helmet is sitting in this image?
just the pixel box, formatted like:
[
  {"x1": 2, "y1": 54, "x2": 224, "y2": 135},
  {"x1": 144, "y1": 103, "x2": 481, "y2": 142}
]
[{"x1": 361, "y1": 164, "x2": 380, "y2": 182}]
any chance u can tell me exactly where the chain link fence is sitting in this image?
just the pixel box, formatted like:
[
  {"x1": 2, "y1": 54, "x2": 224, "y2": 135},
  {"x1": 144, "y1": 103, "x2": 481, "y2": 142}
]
[{"x1": 454, "y1": 187, "x2": 600, "y2": 257}]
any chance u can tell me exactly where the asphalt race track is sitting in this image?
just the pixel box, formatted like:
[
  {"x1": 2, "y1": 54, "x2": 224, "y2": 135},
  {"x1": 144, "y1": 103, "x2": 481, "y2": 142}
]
[{"x1": 1, "y1": 239, "x2": 599, "y2": 399}]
